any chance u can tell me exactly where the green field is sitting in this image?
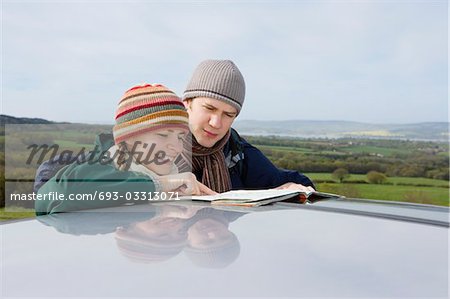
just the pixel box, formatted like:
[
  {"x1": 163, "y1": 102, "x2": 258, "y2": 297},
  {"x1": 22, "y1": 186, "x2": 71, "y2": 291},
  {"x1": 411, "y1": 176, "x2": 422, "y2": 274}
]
[
  {"x1": 317, "y1": 183, "x2": 449, "y2": 206},
  {"x1": 53, "y1": 139, "x2": 94, "y2": 149},
  {"x1": 0, "y1": 207, "x2": 35, "y2": 221},
  {"x1": 338, "y1": 145, "x2": 410, "y2": 156},
  {"x1": 258, "y1": 145, "x2": 314, "y2": 153},
  {"x1": 306, "y1": 173, "x2": 449, "y2": 187},
  {"x1": 257, "y1": 142, "x2": 414, "y2": 157},
  {"x1": 307, "y1": 172, "x2": 449, "y2": 206}
]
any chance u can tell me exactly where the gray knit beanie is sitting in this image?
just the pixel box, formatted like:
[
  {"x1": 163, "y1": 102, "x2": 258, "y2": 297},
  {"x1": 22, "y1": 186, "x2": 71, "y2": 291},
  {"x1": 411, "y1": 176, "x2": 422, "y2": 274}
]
[{"x1": 182, "y1": 59, "x2": 246, "y2": 114}]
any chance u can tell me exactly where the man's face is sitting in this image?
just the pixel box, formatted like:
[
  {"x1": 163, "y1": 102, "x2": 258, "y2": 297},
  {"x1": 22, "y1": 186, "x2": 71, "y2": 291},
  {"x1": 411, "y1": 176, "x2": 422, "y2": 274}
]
[
  {"x1": 187, "y1": 218, "x2": 234, "y2": 249},
  {"x1": 184, "y1": 97, "x2": 238, "y2": 148}
]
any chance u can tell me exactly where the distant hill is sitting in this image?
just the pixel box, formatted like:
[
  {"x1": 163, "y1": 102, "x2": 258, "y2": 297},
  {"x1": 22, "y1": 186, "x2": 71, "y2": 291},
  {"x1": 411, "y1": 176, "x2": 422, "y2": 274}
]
[
  {"x1": 0, "y1": 114, "x2": 57, "y2": 125},
  {"x1": 1, "y1": 115, "x2": 448, "y2": 141},
  {"x1": 234, "y1": 120, "x2": 449, "y2": 141}
]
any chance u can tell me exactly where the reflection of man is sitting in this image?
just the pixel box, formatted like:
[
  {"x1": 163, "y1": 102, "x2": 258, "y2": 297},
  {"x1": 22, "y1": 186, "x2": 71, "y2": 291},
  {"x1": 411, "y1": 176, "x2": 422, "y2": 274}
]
[{"x1": 184, "y1": 209, "x2": 241, "y2": 269}]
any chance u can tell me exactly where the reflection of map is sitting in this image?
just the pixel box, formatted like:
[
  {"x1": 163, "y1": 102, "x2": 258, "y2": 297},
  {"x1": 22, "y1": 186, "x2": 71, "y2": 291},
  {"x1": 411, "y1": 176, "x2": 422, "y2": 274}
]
[{"x1": 180, "y1": 189, "x2": 342, "y2": 207}]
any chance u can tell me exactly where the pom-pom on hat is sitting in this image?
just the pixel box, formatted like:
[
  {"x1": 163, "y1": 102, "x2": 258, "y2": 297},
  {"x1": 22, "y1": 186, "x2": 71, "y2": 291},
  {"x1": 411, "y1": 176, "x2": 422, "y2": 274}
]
[{"x1": 113, "y1": 83, "x2": 189, "y2": 144}]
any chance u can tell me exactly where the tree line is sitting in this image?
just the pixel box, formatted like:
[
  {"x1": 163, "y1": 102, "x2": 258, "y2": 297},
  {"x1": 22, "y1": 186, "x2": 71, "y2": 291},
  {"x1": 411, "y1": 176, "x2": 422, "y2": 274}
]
[{"x1": 245, "y1": 136, "x2": 449, "y2": 180}]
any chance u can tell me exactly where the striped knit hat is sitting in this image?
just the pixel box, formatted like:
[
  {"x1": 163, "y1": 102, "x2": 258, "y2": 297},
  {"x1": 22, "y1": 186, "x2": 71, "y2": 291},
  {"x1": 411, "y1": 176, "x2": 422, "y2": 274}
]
[{"x1": 113, "y1": 84, "x2": 189, "y2": 144}]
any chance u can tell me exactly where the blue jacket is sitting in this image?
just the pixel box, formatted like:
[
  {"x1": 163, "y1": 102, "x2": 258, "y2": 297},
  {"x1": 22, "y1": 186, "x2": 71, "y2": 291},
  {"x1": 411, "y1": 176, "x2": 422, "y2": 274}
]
[{"x1": 222, "y1": 129, "x2": 315, "y2": 190}]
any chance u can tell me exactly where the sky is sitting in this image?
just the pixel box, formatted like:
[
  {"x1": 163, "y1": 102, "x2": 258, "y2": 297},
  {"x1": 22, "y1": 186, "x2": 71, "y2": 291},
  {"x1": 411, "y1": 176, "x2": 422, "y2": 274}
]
[{"x1": 2, "y1": 0, "x2": 448, "y2": 124}]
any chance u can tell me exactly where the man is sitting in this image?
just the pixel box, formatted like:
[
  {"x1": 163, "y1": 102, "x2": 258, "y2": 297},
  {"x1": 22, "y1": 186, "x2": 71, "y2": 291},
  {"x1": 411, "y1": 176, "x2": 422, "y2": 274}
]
[{"x1": 180, "y1": 59, "x2": 315, "y2": 193}]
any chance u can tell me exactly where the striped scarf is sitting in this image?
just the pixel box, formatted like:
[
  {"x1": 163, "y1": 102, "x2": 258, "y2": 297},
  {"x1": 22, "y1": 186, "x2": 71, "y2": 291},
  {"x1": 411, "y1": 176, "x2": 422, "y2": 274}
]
[{"x1": 177, "y1": 130, "x2": 232, "y2": 193}]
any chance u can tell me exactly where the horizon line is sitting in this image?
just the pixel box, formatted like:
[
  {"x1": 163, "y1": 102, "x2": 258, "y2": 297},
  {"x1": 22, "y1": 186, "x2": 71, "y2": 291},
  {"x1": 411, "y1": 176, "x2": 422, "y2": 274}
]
[{"x1": 1, "y1": 114, "x2": 449, "y2": 126}]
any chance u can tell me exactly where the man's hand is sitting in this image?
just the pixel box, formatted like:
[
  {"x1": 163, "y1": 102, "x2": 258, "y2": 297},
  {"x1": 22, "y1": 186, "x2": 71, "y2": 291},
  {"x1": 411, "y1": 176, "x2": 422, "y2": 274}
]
[{"x1": 273, "y1": 182, "x2": 315, "y2": 193}]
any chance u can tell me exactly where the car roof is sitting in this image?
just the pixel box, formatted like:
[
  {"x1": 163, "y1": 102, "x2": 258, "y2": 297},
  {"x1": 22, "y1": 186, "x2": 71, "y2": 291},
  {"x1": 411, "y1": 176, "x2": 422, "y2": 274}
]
[{"x1": 2, "y1": 198, "x2": 449, "y2": 298}]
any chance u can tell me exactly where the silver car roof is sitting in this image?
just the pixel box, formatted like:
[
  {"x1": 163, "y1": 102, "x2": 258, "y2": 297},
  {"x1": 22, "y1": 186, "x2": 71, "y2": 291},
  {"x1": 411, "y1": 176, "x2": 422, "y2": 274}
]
[{"x1": 2, "y1": 198, "x2": 449, "y2": 298}]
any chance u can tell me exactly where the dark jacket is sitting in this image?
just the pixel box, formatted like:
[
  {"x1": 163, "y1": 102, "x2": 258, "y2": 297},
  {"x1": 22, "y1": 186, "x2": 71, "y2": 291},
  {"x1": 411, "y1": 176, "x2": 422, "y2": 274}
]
[{"x1": 222, "y1": 129, "x2": 315, "y2": 190}]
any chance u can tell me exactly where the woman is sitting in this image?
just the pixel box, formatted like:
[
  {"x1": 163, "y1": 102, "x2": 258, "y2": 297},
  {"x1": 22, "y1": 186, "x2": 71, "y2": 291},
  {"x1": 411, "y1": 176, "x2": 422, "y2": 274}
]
[{"x1": 36, "y1": 84, "x2": 214, "y2": 215}]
